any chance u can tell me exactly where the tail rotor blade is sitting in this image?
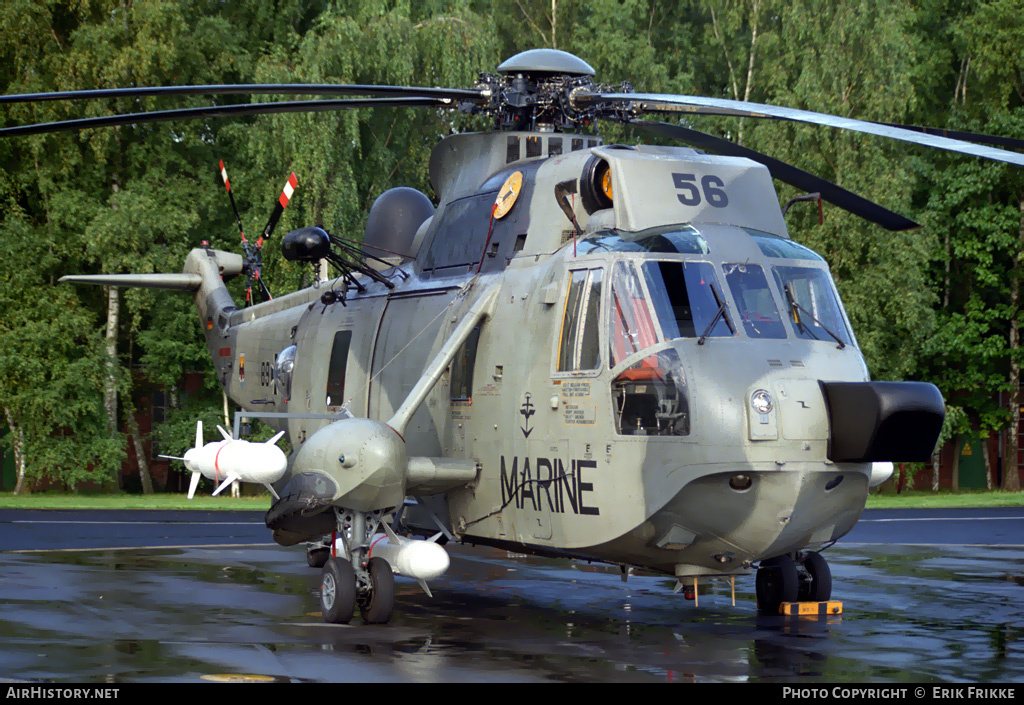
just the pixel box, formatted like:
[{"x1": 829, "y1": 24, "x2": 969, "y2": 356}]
[
  {"x1": 219, "y1": 159, "x2": 248, "y2": 245},
  {"x1": 188, "y1": 471, "x2": 201, "y2": 500},
  {"x1": 195, "y1": 420, "x2": 203, "y2": 450},
  {"x1": 260, "y1": 172, "x2": 297, "y2": 244}
]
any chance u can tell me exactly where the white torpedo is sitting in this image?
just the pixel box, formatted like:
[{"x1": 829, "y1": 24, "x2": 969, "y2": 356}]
[
  {"x1": 162, "y1": 421, "x2": 288, "y2": 499},
  {"x1": 358, "y1": 522, "x2": 451, "y2": 597}
]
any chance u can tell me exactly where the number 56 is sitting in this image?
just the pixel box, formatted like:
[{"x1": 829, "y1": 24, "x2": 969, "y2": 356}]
[{"x1": 672, "y1": 173, "x2": 729, "y2": 208}]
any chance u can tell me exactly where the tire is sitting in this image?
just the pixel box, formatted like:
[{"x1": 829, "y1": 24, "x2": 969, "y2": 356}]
[
  {"x1": 307, "y1": 547, "x2": 330, "y2": 568},
  {"x1": 756, "y1": 554, "x2": 799, "y2": 614},
  {"x1": 799, "y1": 551, "x2": 832, "y2": 602},
  {"x1": 360, "y1": 556, "x2": 395, "y2": 624},
  {"x1": 321, "y1": 557, "x2": 356, "y2": 624}
]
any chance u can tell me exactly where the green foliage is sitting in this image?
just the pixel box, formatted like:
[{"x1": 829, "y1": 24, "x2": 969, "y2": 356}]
[{"x1": 3, "y1": 0, "x2": 1024, "y2": 491}]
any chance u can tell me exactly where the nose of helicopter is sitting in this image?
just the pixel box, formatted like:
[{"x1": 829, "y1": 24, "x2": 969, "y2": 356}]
[{"x1": 654, "y1": 462, "x2": 869, "y2": 574}]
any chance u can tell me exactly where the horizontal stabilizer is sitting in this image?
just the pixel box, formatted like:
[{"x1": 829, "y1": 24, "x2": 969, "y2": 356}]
[{"x1": 59, "y1": 273, "x2": 202, "y2": 291}]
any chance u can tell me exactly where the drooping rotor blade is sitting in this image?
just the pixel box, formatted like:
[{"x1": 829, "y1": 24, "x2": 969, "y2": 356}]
[
  {"x1": 872, "y1": 122, "x2": 1024, "y2": 151},
  {"x1": 0, "y1": 97, "x2": 451, "y2": 138},
  {"x1": 634, "y1": 120, "x2": 920, "y2": 231},
  {"x1": 0, "y1": 83, "x2": 487, "y2": 104},
  {"x1": 575, "y1": 91, "x2": 1024, "y2": 168}
]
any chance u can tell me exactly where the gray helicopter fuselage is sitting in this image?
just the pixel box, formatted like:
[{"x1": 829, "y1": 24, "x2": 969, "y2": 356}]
[{"x1": 207, "y1": 131, "x2": 880, "y2": 579}]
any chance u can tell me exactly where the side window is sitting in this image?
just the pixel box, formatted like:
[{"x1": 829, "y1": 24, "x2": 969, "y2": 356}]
[
  {"x1": 326, "y1": 330, "x2": 352, "y2": 407},
  {"x1": 451, "y1": 325, "x2": 481, "y2": 401},
  {"x1": 557, "y1": 268, "x2": 603, "y2": 372}
]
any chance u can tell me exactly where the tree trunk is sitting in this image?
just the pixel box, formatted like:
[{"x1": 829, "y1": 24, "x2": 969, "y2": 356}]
[
  {"x1": 983, "y1": 435, "x2": 993, "y2": 490},
  {"x1": 1006, "y1": 187, "x2": 1024, "y2": 491},
  {"x1": 932, "y1": 449, "x2": 940, "y2": 491},
  {"x1": 952, "y1": 436, "x2": 963, "y2": 493},
  {"x1": 4, "y1": 406, "x2": 27, "y2": 495},
  {"x1": 104, "y1": 285, "x2": 121, "y2": 490},
  {"x1": 125, "y1": 405, "x2": 154, "y2": 495}
]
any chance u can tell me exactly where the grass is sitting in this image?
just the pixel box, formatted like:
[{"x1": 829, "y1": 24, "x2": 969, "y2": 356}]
[
  {"x1": 0, "y1": 491, "x2": 270, "y2": 511},
  {"x1": 866, "y1": 489, "x2": 1024, "y2": 509},
  {"x1": 0, "y1": 489, "x2": 1021, "y2": 511}
]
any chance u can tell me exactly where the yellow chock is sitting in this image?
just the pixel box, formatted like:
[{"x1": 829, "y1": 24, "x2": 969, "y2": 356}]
[{"x1": 779, "y1": 601, "x2": 843, "y2": 616}]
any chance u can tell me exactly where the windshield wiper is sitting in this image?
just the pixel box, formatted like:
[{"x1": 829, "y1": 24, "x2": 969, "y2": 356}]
[
  {"x1": 698, "y1": 283, "x2": 732, "y2": 345},
  {"x1": 783, "y1": 283, "x2": 846, "y2": 349}
]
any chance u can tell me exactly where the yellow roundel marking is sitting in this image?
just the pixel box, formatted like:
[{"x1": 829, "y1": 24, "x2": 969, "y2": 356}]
[
  {"x1": 494, "y1": 171, "x2": 523, "y2": 219},
  {"x1": 201, "y1": 674, "x2": 277, "y2": 683}
]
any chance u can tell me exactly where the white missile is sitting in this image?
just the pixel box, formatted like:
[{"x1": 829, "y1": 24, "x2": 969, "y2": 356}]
[
  {"x1": 161, "y1": 421, "x2": 287, "y2": 499},
  {"x1": 358, "y1": 522, "x2": 450, "y2": 597},
  {"x1": 869, "y1": 461, "x2": 895, "y2": 488}
]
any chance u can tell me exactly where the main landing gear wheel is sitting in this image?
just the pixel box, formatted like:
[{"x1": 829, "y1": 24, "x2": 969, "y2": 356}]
[
  {"x1": 359, "y1": 556, "x2": 395, "y2": 624},
  {"x1": 756, "y1": 554, "x2": 799, "y2": 614},
  {"x1": 307, "y1": 547, "x2": 330, "y2": 568},
  {"x1": 321, "y1": 557, "x2": 357, "y2": 624},
  {"x1": 798, "y1": 551, "x2": 832, "y2": 602}
]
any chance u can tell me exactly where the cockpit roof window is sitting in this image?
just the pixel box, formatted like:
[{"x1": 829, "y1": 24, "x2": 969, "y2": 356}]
[
  {"x1": 577, "y1": 224, "x2": 709, "y2": 256},
  {"x1": 746, "y1": 229, "x2": 824, "y2": 261}
]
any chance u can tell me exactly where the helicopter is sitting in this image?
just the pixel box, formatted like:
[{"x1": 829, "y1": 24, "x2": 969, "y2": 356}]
[{"x1": 4, "y1": 48, "x2": 1023, "y2": 624}]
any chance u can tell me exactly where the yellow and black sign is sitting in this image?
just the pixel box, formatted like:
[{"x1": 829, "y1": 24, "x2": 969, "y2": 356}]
[{"x1": 494, "y1": 170, "x2": 523, "y2": 219}]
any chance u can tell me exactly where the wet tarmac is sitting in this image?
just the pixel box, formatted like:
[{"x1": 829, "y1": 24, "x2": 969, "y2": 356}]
[{"x1": 0, "y1": 508, "x2": 1022, "y2": 682}]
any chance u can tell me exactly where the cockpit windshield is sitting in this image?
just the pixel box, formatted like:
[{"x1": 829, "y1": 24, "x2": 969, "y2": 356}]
[
  {"x1": 581, "y1": 224, "x2": 850, "y2": 364},
  {"x1": 773, "y1": 266, "x2": 850, "y2": 345},
  {"x1": 608, "y1": 259, "x2": 733, "y2": 367},
  {"x1": 722, "y1": 263, "x2": 787, "y2": 339}
]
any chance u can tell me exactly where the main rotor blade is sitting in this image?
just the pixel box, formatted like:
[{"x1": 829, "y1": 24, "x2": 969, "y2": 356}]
[
  {"x1": 0, "y1": 83, "x2": 487, "y2": 104},
  {"x1": 0, "y1": 97, "x2": 449, "y2": 137},
  {"x1": 576, "y1": 91, "x2": 1024, "y2": 168},
  {"x1": 873, "y1": 122, "x2": 1024, "y2": 151},
  {"x1": 634, "y1": 120, "x2": 920, "y2": 231}
]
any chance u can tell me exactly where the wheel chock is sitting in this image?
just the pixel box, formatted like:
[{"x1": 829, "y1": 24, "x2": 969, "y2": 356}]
[{"x1": 779, "y1": 601, "x2": 843, "y2": 616}]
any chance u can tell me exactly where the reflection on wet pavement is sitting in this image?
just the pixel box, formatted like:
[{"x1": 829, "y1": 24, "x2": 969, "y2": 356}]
[{"x1": 1, "y1": 535, "x2": 1022, "y2": 682}]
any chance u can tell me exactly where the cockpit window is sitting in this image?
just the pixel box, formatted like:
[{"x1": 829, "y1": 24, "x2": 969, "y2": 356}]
[
  {"x1": 558, "y1": 268, "x2": 603, "y2": 371},
  {"x1": 577, "y1": 224, "x2": 709, "y2": 255},
  {"x1": 747, "y1": 229, "x2": 824, "y2": 261},
  {"x1": 773, "y1": 266, "x2": 850, "y2": 345},
  {"x1": 608, "y1": 261, "x2": 659, "y2": 367},
  {"x1": 722, "y1": 263, "x2": 787, "y2": 339},
  {"x1": 641, "y1": 260, "x2": 732, "y2": 343}
]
